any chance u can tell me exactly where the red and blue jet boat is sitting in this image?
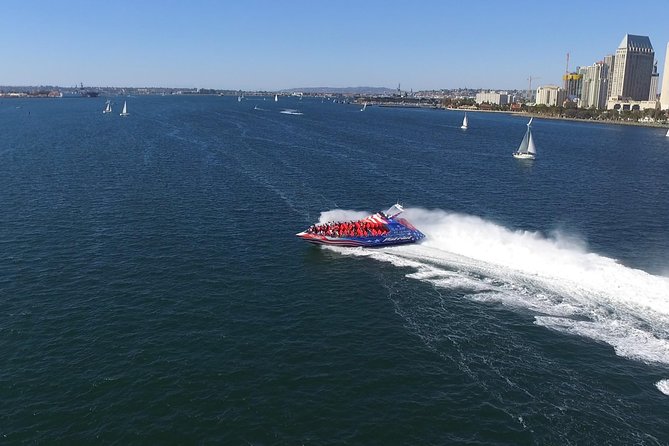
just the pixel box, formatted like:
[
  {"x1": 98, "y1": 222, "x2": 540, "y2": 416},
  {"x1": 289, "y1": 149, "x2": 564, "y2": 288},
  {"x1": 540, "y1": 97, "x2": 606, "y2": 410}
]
[{"x1": 296, "y1": 204, "x2": 425, "y2": 247}]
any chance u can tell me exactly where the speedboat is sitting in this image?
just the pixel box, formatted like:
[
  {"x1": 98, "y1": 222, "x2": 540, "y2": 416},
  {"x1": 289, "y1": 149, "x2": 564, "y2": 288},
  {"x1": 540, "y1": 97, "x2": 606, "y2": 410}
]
[{"x1": 296, "y1": 204, "x2": 425, "y2": 247}]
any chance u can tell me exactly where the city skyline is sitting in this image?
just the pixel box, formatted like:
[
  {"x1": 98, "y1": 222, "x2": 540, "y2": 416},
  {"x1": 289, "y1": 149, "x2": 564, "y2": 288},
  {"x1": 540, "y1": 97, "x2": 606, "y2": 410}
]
[{"x1": 2, "y1": 0, "x2": 669, "y2": 91}]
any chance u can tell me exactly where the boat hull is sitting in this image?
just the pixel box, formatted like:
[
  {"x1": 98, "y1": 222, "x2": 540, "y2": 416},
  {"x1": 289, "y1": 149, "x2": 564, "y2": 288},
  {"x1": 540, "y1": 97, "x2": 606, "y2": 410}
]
[
  {"x1": 296, "y1": 231, "x2": 424, "y2": 247},
  {"x1": 513, "y1": 152, "x2": 535, "y2": 160}
]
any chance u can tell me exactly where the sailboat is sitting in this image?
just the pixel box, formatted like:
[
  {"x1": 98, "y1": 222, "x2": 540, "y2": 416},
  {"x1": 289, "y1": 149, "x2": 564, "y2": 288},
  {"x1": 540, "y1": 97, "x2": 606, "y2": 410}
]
[
  {"x1": 119, "y1": 101, "x2": 129, "y2": 117},
  {"x1": 274, "y1": 94, "x2": 278, "y2": 102},
  {"x1": 103, "y1": 100, "x2": 112, "y2": 114},
  {"x1": 460, "y1": 113, "x2": 468, "y2": 129},
  {"x1": 513, "y1": 118, "x2": 536, "y2": 160},
  {"x1": 666, "y1": 128, "x2": 669, "y2": 137},
  {"x1": 360, "y1": 103, "x2": 367, "y2": 112}
]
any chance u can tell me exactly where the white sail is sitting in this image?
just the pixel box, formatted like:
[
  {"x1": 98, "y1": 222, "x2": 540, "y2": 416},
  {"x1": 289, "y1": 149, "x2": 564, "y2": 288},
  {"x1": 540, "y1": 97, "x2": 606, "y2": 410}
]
[
  {"x1": 517, "y1": 129, "x2": 530, "y2": 153},
  {"x1": 461, "y1": 113, "x2": 468, "y2": 129},
  {"x1": 527, "y1": 130, "x2": 536, "y2": 154},
  {"x1": 274, "y1": 94, "x2": 278, "y2": 102},
  {"x1": 666, "y1": 128, "x2": 669, "y2": 137},
  {"x1": 361, "y1": 103, "x2": 367, "y2": 112},
  {"x1": 120, "y1": 101, "x2": 129, "y2": 117},
  {"x1": 103, "y1": 100, "x2": 112, "y2": 113}
]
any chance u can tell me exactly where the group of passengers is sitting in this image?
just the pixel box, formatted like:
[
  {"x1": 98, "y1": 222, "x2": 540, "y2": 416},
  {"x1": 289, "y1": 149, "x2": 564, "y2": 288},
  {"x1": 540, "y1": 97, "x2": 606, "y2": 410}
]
[{"x1": 307, "y1": 219, "x2": 389, "y2": 238}]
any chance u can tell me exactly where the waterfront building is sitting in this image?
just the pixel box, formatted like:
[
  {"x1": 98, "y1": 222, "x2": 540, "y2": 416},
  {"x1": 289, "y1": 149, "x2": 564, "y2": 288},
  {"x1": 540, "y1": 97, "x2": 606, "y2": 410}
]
[
  {"x1": 649, "y1": 61, "x2": 659, "y2": 101},
  {"x1": 474, "y1": 91, "x2": 509, "y2": 105},
  {"x1": 609, "y1": 34, "x2": 655, "y2": 101},
  {"x1": 580, "y1": 62, "x2": 608, "y2": 109},
  {"x1": 606, "y1": 98, "x2": 658, "y2": 111},
  {"x1": 563, "y1": 72, "x2": 583, "y2": 101},
  {"x1": 661, "y1": 42, "x2": 669, "y2": 110},
  {"x1": 535, "y1": 85, "x2": 566, "y2": 106},
  {"x1": 603, "y1": 54, "x2": 615, "y2": 100}
]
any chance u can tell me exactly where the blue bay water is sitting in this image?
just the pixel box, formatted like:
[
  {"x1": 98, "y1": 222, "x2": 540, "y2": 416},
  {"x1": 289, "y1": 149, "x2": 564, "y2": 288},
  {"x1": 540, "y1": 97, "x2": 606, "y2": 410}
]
[{"x1": 1, "y1": 96, "x2": 669, "y2": 444}]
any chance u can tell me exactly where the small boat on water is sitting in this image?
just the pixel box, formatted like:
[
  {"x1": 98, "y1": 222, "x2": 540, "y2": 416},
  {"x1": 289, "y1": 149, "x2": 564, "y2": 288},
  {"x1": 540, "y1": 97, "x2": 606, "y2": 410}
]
[
  {"x1": 513, "y1": 118, "x2": 536, "y2": 160},
  {"x1": 461, "y1": 113, "x2": 468, "y2": 129},
  {"x1": 103, "y1": 100, "x2": 112, "y2": 114},
  {"x1": 296, "y1": 204, "x2": 425, "y2": 247},
  {"x1": 360, "y1": 103, "x2": 367, "y2": 112},
  {"x1": 119, "y1": 101, "x2": 129, "y2": 117},
  {"x1": 280, "y1": 109, "x2": 303, "y2": 115},
  {"x1": 666, "y1": 128, "x2": 669, "y2": 137},
  {"x1": 274, "y1": 94, "x2": 278, "y2": 102}
]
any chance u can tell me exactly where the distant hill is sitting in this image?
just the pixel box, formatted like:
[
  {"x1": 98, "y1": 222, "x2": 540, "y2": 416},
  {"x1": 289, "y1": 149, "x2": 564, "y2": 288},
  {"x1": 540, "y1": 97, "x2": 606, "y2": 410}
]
[{"x1": 282, "y1": 86, "x2": 395, "y2": 95}]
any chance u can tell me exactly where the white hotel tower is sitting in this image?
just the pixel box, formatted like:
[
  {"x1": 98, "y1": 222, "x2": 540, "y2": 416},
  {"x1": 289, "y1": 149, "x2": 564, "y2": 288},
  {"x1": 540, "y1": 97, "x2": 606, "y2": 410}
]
[{"x1": 661, "y1": 42, "x2": 669, "y2": 110}]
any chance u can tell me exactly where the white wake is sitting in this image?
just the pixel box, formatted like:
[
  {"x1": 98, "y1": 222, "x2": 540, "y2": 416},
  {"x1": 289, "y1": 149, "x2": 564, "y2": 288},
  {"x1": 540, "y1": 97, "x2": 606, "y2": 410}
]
[
  {"x1": 656, "y1": 379, "x2": 669, "y2": 396},
  {"x1": 320, "y1": 208, "x2": 669, "y2": 382}
]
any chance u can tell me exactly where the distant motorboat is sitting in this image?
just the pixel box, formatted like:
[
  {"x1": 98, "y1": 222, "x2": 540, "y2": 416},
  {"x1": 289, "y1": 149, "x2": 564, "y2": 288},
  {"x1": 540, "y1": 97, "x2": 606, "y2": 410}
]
[
  {"x1": 513, "y1": 118, "x2": 536, "y2": 160},
  {"x1": 280, "y1": 109, "x2": 303, "y2": 115},
  {"x1": 460, "y1": 113, "x2": 468, "y2": 129},
  {"x1": 103, "y1": 100, "x2": 112, "y2": 114},
  {"x1": 119, "y1": 101, "x2": 129, "y2": 117}
]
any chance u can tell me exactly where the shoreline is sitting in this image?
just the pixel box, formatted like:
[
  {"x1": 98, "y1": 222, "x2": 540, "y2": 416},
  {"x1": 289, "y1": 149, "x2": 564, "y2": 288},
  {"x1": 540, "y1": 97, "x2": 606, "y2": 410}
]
[
  {"x1": 443, "y1": 107, "x2": 669, "y2": 129},
  {"x1": 516, "y1": 112, "x2": 669, "y2": 129}
]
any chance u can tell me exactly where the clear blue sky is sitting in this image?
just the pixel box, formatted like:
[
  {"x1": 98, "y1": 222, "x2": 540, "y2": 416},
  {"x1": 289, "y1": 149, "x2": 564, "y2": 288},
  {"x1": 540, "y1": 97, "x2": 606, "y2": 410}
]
[{"x1": 2, "y1": 0, "x2": 668, "y2": 91}]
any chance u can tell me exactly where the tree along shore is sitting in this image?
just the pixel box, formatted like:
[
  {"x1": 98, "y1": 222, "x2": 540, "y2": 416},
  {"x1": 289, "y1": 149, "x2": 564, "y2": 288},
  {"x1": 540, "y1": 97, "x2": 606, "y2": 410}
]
[{"x1": 355, "y1": 95, "x2": 669, "y2": 128}]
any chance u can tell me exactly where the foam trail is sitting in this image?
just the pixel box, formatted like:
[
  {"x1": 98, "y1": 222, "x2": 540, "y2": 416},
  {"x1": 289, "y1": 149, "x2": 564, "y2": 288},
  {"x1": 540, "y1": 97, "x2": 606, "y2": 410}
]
[
  {"x1": 319, "y1": 208, "x2": 669, "y2": 368},
  {"x1": 656, "y1": 379, "x2": 669, "y2": 396}
]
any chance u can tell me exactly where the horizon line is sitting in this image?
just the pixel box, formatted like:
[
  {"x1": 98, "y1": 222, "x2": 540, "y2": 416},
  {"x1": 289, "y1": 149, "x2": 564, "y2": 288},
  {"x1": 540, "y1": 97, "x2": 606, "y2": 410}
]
[{"x1": 0, "y1": 84, "x2": 532, "y2": 92}]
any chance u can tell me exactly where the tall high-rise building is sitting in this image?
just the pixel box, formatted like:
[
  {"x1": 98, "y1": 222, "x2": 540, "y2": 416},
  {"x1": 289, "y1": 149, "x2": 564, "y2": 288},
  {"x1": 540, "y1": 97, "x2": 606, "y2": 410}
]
[
  {"x1": 580, "y1": 62, "x2": 608, "y2": 109},
  {"x1": 661, "y1": 43, "x2": 669, "y2": 110},
  {"x1": 649, "y1": 61, "x2": 659, "y2": 101},
  {"x1": 563, "y1": 72, "x2": 583, "y2": 100},
  {"x1": 609, "y1": 34, "x2": 655, "y2": 100},
  {"x1": 603, "y1": 54, "x2": 615, "y2": 100}
]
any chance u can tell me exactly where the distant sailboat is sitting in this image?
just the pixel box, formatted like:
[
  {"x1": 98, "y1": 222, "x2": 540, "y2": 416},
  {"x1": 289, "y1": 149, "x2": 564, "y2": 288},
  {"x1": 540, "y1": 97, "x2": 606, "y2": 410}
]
[
  {"x1": 274, "y1": 94, "x2": 278, "y2": 102},
  {"x1": 119, "y1": 101, "x2": 129, "y2": 117},
  {"x1": 360, "y1": 103, "x2": 367, "y2": 112},
  {"x1": 666, "y1": 128, "x2": 669, "y2": 137},
  {"x1": 460, "y1": 113, "x2": 468, "y2": 129},
  {"x1": 103, "y1": 100, "x2": 112, "y2": 114},
  {"x1": 513, "y1": 118, "x2": 536, "y2": 160}
]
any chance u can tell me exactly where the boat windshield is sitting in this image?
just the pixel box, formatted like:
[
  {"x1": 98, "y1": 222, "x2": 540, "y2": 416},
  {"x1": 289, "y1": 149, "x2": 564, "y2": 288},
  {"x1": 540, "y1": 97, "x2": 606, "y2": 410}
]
[{"x1": 385, "y1": 203, "x2": 404, "y2": 218}]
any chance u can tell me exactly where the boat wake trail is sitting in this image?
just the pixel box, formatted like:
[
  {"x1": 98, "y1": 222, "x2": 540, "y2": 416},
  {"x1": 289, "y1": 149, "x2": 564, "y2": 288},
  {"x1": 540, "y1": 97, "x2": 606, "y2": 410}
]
[{"x1": 322, "y1": 208, "x2": 669, "y2": 378}]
